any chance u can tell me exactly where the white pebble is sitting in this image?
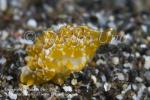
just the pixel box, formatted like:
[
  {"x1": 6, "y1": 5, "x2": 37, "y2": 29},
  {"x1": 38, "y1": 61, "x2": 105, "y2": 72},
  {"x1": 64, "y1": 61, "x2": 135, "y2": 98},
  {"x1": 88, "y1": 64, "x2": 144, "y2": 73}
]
[
  {"x1": 137, "y1": 84, "x2": 146, "y2": 99},
  {"x1": 1, "y1": 31, "x2": 9, "y2": 40},
  {"x1": 87, "y1": 23, "x2": 98, "y2": 30},
  {"x1": 22, "y1": 85, "x2": 29, "y2": 96},
  {"x1": 140, "y1": 44, "x2": 147, "y2": 48},
  {"x1": 116, "y1": 73, "x2": 125, "y2": 81},
  {"x1": 95, "y1": 12, "x2": 107, "y2": 26},
  {"x1": 123, "y1": 69, "x2": 128, "y2": 73},
  {"x1": 33, "y1": 85, "x2": 39, "y2": 91},
  {"x1": 112, "y1": 57, "x2": 119, "y2": 65},
  {"x1": 27, "y1": 19, "x2": 37, "y2": 28},
  {"x1": 124, "y1": 34, "x2": 132, "y2": 44},
  {"x1": 13, "y1": 15, "x2": 20, "y2": 21},
  {"x1": 67, "y1": 93, "x2": 78, "y2": 99},
  {"x1": 147, "y1": 36, "x2": 150, "y2": 42},
  {"x1": 135, "y1": 77, "x2": 143, "y2": 82},
  {"x1": 116, "y1": 94, "x2": 123, "y2": 100},
  {"x1": 123, "y1": 63, "x2": 132, "y2": 69},
  {"x1": 91, "y1": 75, "x2": 97, "y2": 84},
  {"x1": 0, "y1": 0, "x2": 7, "y2": 11},
  {"x1": 144, "y1": 56, "x2": 150, "y2": 69},
  {"x1": 124, "y1": 34, "x2": 132, "y2": 40},
  {"x1": 0, "y1": 57, "x2": 6, "y2": 65},
  {"x1": 101, "y1": 74, "x2": 106, "y2": 82},
  {"x1": 71, "y1": 79, "x2": 77, "y2": 86},
  {"x1": 95, "y1": 69, "x2": 99, "y2": 74},
  {"x1": 135, "y1": 52, "x2": 140, "y2": 57},
  {"x1": 19, "y1": 39, "x2": 33, "y2": 45},
  {"x1": 123, "y1": 52, "x2": 130, "y2": 58},
  {"x1": 51, "y1": 23, "x2": 67, "y2": 31},
  {"x1": 8, "y1": 91, "x2": 17, "y2": 100},
  {"x1": 96, "y1": 59, "x2": 106, "y2": 65},
  {"x1": 132, "y1": 84, "x2": 137, "y2": 91},
  {"x1": 104, "y1": 82, "x2": 111, "y2": 92},
  {"x1": 22, "y1": 89, "x2": 28, "y2": 96},
  {"x1": 6, "y1": 76, "x2": 13, "y2": 81},
  {"x1": 110, "y1": 38, "x2": 120, "y2": 45},
  {"x1": 109, "y1": 15, "x2": 115, "y2": 21},
  {"x1": 95, "y1": 82, "x2": 101, "y2": 88},
  {"x1": 122, "y1": 84, "x2": 131, "y2": 94},
  {"x1": 63, "y1": 86, "x2": 72, "y2": 92},
  {"x1": 132, "y1": 94, "x2": 138, "y2": 100},
  {"x1": 148, "y1": 87, "x2": 150, "y2": 93},
  {"x1": 108, "y1": 21, "x2": 116, "y2": 29},
  {"x1": 141, "y1": 25, "x2": 147, "y2": 33}
]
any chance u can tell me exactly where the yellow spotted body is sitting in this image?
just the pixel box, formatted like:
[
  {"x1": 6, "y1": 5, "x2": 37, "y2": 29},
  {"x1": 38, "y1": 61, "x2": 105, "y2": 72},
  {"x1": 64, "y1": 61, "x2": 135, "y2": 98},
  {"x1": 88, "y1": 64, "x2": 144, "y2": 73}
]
[{"x1": 20, "y1": 25, "x2": 115, "y2": 85}]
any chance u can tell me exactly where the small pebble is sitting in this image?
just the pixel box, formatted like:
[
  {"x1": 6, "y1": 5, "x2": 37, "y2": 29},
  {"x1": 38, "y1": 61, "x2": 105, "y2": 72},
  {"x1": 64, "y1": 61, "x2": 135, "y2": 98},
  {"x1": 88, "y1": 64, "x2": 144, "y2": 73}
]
[
  {"x1": 67, "y1": 93, "x2": 78, "y2": 99},
  {"x1": 132, "y1": 94, "x2": 138, "y2": 100},
  {"x1": 0, "y1": 0, "x2": 7, "y2": 11},
  {"x1": 6, "y1": 76, "x2": 13, "y2": 81},
  {"x1": 148, "y1": 87, "x2": 150, "y2": 93},
  {"x1": 123, "y1": 63, "x2": 132, "y2": 69},
  {"x1": 22, "y1": 88, "x2": 28, "y2": 96},
  {"x1": 51, "y1": 23, "x2": 67, "y2": 31},
  {"x1": 33, "y1": 85, "x2": 39, "y2": 91},
  {"x1": 140, "y1": 44, "x2": 147, "y2": 48},
  {"x1": 91, "y1": 75, "x2": 97, "y2": 84},
  {"x1": 109, "y1": 15, "x2": 115, "y2": 21},
  {"x1": 8, "y1": 91, "x2": 17, "y2": 100},
  {"x1": 0, "y1": 57, "x2": 6, "y2": 65},
  {"x1": 110, "y1": 38, "x2": 120, "y2": 45},
  {"x1": 96, "y1": 59, "x2": 106, "y2": 65},
  {"x1": 0, "y1": 31, "x2": 9, "y2": 40},
  {"x1": 147, "y1": 36, "x2": 150, "y2": 42},
  {"x1": 63, "y1": 86, "x2": 72, "y2": 92},
  {"x1": 104, "y1": 82, "x2": 111, "y2": 92},
  {"x1": 112, "y1": 57, "x2": 119, "y2": 65},
  {"x1": 116, "y1": 94, "x2": 123, "y2": 100},
  {"x1": 135, "y1": 77, "x2": 143, "y2": 82},
  {"x1": 22, "y1": 85, "x2": 28, "y2": 96},
  {"x1": 116, "y1": 73, "x2": 125, "y2": 81},
  {"x1": 101, "y1": 74, "x2": 106, "y2": 82},
  {"x1": 95, "y1": 82, "x2": 101, "y2": 88},
  {"x1": 135, "y1": 52, "x2": 140, "y2": 57},
  {"x1": 144, "y1": 56, "x2": 150, "y2": 69},
  {"x1": 121, "y1": 84, "x2": 131, "y2": 94},
  {"x1": 123, "y1": 52, "x2": 130, "y2": 58},
  {"x1": 141, "y1": 25, "x2": 147, "y2": 33},
  {"x1": 87, "y1": 23, "x2": 98, "y2": 30},
  {"x1": 124, "y1": 34, "x2": 133, "y2": 44},
  {"x1": 144, "y1": 71, "x2": 150, "y2": 81},
  {"x1": 27, "y1": 19, "x2": 37, "y2": 28},
  {"x1": 122, "y1": 84, "x2": 128, "y2": 90},
  {"x1": 71, "y1": 79, "x2": 77, "y2": 86},
  {"x1": 19, "y1": 39, "x2": 33, "y2": 45},
  {"x1": 137, "y1": 84, "x2": 146, "y2": 99},
  {"x1": 95, "y1": 69, "x2": 99, "y2": 74},
  {"x1": 132, "y1": 84, "x2": 137, "y2": 91}
]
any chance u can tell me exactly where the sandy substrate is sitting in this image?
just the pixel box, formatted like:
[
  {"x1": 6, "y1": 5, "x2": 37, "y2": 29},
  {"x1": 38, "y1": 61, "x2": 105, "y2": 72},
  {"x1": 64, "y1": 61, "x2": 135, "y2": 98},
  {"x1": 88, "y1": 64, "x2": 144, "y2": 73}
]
[{"x1": 0, "y1": 0, "x2": 150, "y2": 100}]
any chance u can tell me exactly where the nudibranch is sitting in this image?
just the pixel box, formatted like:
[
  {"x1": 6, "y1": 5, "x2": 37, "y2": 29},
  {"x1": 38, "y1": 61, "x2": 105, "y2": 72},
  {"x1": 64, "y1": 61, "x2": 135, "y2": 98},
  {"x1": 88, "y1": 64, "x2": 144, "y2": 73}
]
[{"x1": 20, "y1": 25, "x2": 116, "y2": 85}]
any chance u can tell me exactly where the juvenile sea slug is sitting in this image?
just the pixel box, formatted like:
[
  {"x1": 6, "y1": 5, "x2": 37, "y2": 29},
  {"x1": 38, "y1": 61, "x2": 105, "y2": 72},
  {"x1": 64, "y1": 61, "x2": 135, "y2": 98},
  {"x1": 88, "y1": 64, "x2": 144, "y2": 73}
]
[{"x1": 20, "y1": 25, "x2": 116, "y2": 85}]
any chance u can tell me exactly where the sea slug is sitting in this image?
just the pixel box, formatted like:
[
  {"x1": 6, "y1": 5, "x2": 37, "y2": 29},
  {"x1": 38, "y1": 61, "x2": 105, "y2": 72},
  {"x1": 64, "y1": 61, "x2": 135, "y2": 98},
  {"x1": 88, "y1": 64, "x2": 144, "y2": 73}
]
[{"x1": 20, "y1": 25, "x2": 116, "y2": 86}]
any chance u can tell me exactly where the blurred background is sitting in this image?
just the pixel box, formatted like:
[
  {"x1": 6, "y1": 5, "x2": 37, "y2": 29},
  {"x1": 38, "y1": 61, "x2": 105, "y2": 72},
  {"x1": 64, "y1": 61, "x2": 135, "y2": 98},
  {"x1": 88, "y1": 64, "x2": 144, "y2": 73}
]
[{"x1": 0, "y1": 0, "x2": 150, "y2": 30}]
